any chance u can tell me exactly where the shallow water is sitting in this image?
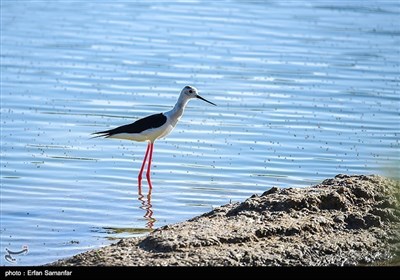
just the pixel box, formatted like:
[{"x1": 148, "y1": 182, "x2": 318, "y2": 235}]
[{"x1": 1, "y1": 0, "x2": 399, "y2": 265}]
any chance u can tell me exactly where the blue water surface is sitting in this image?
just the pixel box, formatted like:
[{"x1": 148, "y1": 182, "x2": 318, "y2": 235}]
[{"x1": 1, "y1": 0, "x2": 399, "y2": 265}]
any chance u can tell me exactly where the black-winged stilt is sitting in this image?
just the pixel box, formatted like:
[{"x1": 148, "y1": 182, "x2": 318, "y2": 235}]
[{"x1": 92, "y1": 86, "x2": 216, "y2": 188}]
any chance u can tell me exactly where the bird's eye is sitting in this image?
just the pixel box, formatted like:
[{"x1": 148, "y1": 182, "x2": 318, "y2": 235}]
[{"x1": 189, "y1": 90, "x2": 193, "y2": 94}]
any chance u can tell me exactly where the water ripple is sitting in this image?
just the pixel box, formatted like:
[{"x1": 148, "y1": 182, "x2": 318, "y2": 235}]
[{"x1": 1, "y1": 0, "x2": 399, "y2": 266}]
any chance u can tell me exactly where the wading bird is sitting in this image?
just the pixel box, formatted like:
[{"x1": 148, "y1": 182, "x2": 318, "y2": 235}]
[{"x1": 92, "y1": 86, "x2": 216, "y2": 188}]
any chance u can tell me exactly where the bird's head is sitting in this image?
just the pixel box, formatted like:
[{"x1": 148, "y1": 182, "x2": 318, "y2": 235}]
[{"x1": 180, "y1": 85, "x2": 216, "y2": 106}]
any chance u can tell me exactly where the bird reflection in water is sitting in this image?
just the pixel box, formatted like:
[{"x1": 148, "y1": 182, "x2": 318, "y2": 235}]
[{"x1": 137, "y1": 185, "x2": 155, "y2": 229}]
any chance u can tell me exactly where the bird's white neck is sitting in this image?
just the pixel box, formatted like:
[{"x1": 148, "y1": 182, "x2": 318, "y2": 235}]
[{"x1": 165, "y1": 96, "x2": 190, "y2": 127}]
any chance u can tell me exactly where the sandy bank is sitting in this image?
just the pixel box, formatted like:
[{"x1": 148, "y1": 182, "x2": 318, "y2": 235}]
[{"x1": 51, "y1": 174, "x2": 399, "y2": 266}]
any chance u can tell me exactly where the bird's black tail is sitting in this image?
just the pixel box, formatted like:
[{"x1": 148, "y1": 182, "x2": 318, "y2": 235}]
[{"x1": 90, "y1": 130, "x2": 112, "y2": 139}]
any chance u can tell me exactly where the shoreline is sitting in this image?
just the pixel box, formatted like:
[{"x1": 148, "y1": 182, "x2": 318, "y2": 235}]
[{"x1": 50, "y1": 174, "x2": 399, "y2": 266}]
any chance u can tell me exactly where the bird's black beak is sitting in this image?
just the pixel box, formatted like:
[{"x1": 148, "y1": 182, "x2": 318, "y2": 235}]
[{"x1": 196, "y1": 95, "x2": 217, "y2": 106}]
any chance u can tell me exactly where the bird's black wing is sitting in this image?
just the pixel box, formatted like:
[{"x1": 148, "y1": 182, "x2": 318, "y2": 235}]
[{"x1": 92, "y1": 113, "x2": 167, "y2": 138}]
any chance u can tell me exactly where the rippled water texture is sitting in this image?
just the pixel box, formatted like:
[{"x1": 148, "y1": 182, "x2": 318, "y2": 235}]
[{"x1": 1, "y1": 1, "x2": 399, "y2": 265}]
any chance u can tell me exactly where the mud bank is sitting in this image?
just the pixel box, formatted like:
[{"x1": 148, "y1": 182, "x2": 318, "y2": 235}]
[{"x1": 51, "y1": 174, "x2": 399, "y2": 266}]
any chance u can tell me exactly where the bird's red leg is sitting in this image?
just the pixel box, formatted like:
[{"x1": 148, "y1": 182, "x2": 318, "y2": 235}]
[
  {"x1": 146, "y1": 142, "x2": 154, "y2": 189},
  {"x1": 138, "y1": 143, "x2": 151, "y2": 187}
]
